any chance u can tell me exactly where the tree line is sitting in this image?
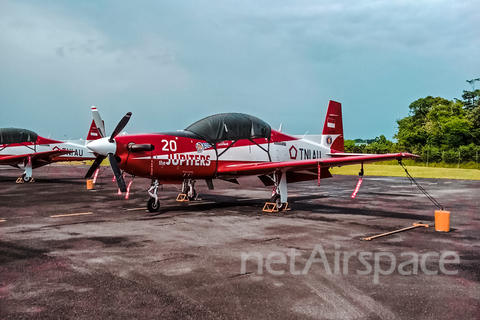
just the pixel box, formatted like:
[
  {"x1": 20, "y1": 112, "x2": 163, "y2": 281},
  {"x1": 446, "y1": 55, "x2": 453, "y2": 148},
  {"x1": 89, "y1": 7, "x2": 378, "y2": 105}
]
[{"x1": 345, "y1": 89, "x2": 480, "y2": 166}]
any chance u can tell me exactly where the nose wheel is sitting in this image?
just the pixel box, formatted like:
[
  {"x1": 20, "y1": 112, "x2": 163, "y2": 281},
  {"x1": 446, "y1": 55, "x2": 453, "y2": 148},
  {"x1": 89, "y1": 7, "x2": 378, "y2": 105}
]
[{"x1": 147, "y1": 197, "x2": 160, "y2": 212}]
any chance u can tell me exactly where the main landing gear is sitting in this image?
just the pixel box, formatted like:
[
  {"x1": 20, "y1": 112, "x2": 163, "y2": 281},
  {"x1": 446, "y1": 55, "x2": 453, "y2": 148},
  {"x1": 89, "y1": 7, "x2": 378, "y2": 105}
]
[
  {"x1": 147, "y1": 179, "x2": 161, "y2": 212},
  {"x1": 146, "y1": 178, "x2": 198, "y2": 213},
  {"x1": 16, "y1": 158, "x2": 34, "y2": 183},
  {"x1": 180, "y1": 179, "x2": 197, "y2": 201},
  {"x1": 265, "y1": 170, "x2": 289, "y2": 211}
]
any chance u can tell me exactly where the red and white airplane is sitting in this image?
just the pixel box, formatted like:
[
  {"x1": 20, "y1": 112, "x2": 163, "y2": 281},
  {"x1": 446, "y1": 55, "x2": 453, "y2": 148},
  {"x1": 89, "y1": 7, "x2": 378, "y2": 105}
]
[
  {"x1": 0, "y1": 122, "x2": 102, "y2": 182},
  {"x1": 85, "y1": 101, "x2": 417, "y2": 212}
]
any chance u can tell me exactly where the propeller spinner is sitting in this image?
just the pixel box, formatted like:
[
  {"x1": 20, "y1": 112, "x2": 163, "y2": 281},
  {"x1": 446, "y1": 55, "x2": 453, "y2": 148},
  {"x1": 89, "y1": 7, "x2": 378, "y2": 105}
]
[{"x1": 85, "y1": 107, "x2": 131, "y2": 192}]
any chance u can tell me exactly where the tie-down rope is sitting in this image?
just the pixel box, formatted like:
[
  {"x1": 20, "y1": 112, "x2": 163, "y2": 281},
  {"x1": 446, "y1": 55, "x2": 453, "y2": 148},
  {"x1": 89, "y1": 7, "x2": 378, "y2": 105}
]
[{"x1": 398, "y1": 159, "x2": 444, "y2": 211}]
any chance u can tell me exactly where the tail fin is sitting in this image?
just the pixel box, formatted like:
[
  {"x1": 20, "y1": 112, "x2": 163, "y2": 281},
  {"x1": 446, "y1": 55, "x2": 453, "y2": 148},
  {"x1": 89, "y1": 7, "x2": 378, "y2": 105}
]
[
  {"x1": 322, "y1": 100, "x2": 344, "y2": 153},
  {"x1": 86, "y1": 120, "x2": 103, "y2": 141}
]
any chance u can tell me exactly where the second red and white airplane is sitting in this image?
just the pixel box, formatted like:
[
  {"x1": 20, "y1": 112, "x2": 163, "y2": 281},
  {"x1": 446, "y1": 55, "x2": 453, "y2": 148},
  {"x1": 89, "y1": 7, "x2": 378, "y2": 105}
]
[
  {"x1": 0, "y1": 122, "x2": 102, "y2": 182},
  {"x1": 85, "y1": 101, "x2": 417, "y2": 212}
]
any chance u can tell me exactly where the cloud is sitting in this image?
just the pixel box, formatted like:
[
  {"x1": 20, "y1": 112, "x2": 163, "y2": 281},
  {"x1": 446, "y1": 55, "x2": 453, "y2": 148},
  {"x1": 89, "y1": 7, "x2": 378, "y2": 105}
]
[
  {"x1": 0, "y1": 0, "x2": 189, "y2": 99},
  {"x1": 0, "y1": 0, "x2": 478, "y2": 139}
]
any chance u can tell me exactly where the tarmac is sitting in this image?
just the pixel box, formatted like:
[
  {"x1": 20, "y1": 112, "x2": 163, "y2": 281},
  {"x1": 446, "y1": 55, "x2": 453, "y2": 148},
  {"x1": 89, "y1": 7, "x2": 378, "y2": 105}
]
[{"x1": 0, "y1": 164, "x2": 479, "y2": 319}]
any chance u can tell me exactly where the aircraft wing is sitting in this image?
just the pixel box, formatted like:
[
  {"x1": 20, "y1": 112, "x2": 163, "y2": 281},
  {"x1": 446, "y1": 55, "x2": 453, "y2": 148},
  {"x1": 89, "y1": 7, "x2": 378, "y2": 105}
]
[
  {"x1": 217, "y1": 153, "x2": 418, "y2": 177},
  {"x1": 0, "y1": 149, "x2": 72, "y2": 167}
]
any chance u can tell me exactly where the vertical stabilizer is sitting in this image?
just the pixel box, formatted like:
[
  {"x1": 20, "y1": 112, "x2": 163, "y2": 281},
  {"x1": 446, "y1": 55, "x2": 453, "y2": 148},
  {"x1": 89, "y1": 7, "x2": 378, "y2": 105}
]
[
  {"x1": 86, "y1": 120, "x2": 103, "y2": 142},
  {"x1": 322, "y1": 100, "x2": 344, "y2": 153}
]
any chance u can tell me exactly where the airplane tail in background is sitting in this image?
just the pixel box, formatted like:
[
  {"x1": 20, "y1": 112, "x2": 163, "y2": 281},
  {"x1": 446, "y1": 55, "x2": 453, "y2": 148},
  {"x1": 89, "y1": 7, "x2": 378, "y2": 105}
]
[
  {"x1": 322, "y1": 100, "x2": 344, "y2": 153},
  {"x1": 86, "y1": 119, "x2": 103, "y2": 142}
]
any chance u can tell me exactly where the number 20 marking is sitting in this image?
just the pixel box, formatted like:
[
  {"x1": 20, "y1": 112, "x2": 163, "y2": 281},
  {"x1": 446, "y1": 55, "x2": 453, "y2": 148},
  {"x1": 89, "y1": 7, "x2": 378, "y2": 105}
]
[{"x1": 161, "y1": 139, "x2": 177, "y2": 151}]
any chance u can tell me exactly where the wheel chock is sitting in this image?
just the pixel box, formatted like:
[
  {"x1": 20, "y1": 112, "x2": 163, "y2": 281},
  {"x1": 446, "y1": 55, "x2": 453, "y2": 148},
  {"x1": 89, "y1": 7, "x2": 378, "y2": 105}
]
[
  {"x1": 263, "y1": 202, "x2": 278, "y2": 212},
  {"x1": 176, "y1": 194, "x2": 189, "y2": 202},
  {"x1": 16, "y1": 178, "x2": 24, "y2": 184},
  {"x1": 262, "y1": 202, "x2": 290, "y2": 213}
]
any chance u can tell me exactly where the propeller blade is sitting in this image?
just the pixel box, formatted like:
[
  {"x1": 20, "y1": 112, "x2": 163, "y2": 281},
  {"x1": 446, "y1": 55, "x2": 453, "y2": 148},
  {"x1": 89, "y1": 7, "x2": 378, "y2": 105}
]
[
  {"x1": 108, "y1": 153, "x2": 127, "y2": 192},
  {"x1": 109, "y1": 112, "x2": 132, "y2": 143},
  {"x1": 91, "y1": 106, "x2": 106, "y2": 138},
  {"x1": 85, "y1": 155, "x2": 106, "y2": 179}
]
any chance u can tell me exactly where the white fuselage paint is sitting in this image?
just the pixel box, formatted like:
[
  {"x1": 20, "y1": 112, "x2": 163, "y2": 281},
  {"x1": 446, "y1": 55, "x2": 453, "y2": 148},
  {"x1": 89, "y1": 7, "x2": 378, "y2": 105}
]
[
  {"x1": 0, "y1": 140, "x2": 96, "y2": 161},
  {"x1": 133, "y1": 134, "x2": 340, "y2": 165}
]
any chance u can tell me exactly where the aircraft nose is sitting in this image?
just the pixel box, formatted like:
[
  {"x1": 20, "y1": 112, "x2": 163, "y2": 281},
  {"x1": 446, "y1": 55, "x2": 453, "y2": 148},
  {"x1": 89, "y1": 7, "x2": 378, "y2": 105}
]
[{"x1": 86, "y1": 137, "x2": 117, "y2": 156}]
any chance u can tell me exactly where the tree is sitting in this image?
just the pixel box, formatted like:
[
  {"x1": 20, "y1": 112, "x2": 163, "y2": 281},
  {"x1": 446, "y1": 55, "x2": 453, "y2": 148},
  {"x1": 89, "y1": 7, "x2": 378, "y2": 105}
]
[
  {"x1": 465, "y1": 106, "x2": 480, "y2": 144},
  {"x1": 344, "y1": 140, "x2": 356, "y2": 153},
  {"x1": 408, "y1": 96, "x2": 451, "y2": 122},
  {"x1": 395, "y1": 96, "x2": 451, "y2": 150},
  {"x1": 424, "y1": 100, "x2": 472, "y2": 148},
  {"x1": 461, "y1": 89, "x2": 480, "y2": 110},
  {"x1": 395, "y1": 115, "x2": 428, "y2": 149},
  {"x1": 365, "y1": 135, "x2": 393, "y2": 154},
  {"x1": 395, "y1": 96, "x2": 479, "y2": 151}
]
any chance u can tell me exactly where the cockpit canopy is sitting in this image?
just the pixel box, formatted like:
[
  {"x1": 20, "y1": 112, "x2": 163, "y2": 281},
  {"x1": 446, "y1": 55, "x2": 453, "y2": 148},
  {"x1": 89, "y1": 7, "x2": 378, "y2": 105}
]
[
  {"x1": 185, "y1": 113, "x2": 271, "y2": 145},
  {"x1": 0, "y1": 128, "x2": 38, "y2": 144}
]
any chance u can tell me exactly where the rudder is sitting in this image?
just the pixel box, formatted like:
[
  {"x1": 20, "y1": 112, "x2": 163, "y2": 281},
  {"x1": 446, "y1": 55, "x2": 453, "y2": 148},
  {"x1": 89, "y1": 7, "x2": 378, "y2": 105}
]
[
  {"x1": 86, "y1": 119, "x2": 103, "y2": 141},
  {"x1": 322, "y1": 100, "x2": 344, "y2": 153}
]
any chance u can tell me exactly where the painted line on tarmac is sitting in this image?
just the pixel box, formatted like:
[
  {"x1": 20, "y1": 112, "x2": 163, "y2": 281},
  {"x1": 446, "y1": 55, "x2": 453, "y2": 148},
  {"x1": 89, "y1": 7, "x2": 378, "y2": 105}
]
[
  {"x1": 126, "y1": 207, "x2": 147, "y2": 211},
  {"x1": 50, "y1": 212, "x2": 93, "y2": 218},
  {"x1": 237, "y1": 198, "x2": 261, "y2": 201}
]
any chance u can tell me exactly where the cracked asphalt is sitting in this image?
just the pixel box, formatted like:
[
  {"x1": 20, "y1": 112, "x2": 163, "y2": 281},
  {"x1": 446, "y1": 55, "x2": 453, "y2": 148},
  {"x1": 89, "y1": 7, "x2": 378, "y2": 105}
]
[{"x1": 1, "y1": 164, "x2": 479, "y2": 319}]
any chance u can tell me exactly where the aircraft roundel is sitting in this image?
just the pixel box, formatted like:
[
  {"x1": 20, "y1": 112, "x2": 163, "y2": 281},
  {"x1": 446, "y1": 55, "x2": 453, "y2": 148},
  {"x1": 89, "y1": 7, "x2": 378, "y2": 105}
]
[
  {"x1": 326, "y1": 136, "x2": 333, "y2": 146},
  {"x1": 196, "y1": 142, "x2": 204, "y2": 153},
  {"x1": 289, "y1": 145, "x2": 297, "y2": 159}
]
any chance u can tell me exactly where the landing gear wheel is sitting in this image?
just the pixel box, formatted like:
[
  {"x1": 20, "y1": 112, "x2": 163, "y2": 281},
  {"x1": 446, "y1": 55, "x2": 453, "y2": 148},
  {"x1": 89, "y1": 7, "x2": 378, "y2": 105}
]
[
  {"x1": 22, "y1": 174, "x2": 31, "y2": 183},
  {"x1": 182, "y1": 179, "x2": 197, "y2": 201},
  {"x1": 147, "y1": 198, "x2": 160, "y2": 213},
  {"x1": 187, "y1": 189, "x2": 197, "y2": 201},
  {"x1": 270, "y1": 194, "x2": 285, "y2": 211}
]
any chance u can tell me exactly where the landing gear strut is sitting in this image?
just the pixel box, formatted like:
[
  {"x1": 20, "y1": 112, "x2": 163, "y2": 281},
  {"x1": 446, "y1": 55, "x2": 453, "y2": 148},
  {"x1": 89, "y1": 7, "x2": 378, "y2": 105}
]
[
  {"x1": 17, "y1": 156, "x2": 34, "y2": 183},
  {"x1": 147, "y1": 179, "x2": 161, "y2": 212},
  {"x1": 181, "y1": 179, "x2": 197, "y2": 201},
  {"x1": 269, "y1": 170, "x2": 288, "y2": 211}
]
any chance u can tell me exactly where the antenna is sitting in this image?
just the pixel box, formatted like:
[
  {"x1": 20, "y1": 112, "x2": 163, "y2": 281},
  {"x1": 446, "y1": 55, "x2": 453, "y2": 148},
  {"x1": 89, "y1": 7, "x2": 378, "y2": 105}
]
[{"x1": 466, "y1": 78, "x2": 480, "y2": 90}]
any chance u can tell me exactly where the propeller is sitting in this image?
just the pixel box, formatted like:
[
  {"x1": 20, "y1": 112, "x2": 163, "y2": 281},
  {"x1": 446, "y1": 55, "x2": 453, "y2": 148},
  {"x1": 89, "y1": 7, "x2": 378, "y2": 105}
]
[
  {"x1": 84, "y1": 154, "x2": 106, "y2": 179},
  {"x1": 85, "y1": 107, "x2": 132, "y2": 192}
]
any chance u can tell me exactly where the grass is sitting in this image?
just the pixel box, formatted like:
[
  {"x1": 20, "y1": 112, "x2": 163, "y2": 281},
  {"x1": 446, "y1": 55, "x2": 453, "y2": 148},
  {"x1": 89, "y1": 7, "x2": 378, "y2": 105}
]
[
  {"x1": 58, "y1": 159, "x2": 109, "y2": 166},
  {"x1": 372, "y1": 159, "x2": 480, "y2": 170},
  {"x1": 330, "y1": 164, "x2": 480, "y2": 180}
]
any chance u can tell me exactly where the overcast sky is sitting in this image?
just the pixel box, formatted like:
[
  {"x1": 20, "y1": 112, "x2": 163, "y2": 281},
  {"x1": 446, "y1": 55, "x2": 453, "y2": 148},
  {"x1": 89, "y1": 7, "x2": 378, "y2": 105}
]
[{"x1": 1, "y1": 0, "x2": 479, "y2": 141}]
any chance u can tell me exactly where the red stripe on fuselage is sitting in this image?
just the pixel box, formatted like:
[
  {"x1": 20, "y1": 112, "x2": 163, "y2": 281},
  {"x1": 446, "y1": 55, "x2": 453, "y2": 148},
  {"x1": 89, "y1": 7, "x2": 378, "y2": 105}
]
[{"x1": 114, "y1": 130, "x2": 300, "y2": 180}]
